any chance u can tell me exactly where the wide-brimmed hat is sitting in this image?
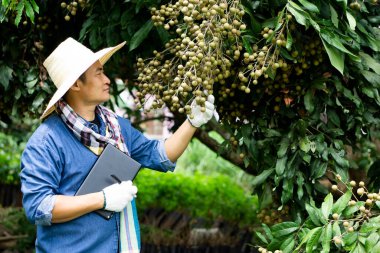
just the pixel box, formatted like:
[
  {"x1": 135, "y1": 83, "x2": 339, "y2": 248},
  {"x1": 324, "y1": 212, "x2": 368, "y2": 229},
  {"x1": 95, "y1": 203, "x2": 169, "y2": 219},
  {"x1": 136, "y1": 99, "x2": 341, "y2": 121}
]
[{"x1": 41, "y1": 37, "x2": 126, "y2": 119}]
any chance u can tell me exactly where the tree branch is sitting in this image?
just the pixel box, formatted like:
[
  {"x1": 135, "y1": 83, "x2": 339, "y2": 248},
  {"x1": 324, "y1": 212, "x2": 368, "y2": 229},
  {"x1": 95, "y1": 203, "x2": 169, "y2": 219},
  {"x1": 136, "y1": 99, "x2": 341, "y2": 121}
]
[{"x1": 194, "y1": 127, "x2": 256, "y2": 176}]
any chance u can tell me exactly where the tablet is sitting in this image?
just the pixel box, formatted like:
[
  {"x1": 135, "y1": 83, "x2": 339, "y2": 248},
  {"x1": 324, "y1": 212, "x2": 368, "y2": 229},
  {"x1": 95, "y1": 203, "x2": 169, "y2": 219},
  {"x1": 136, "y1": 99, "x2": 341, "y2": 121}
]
[{"x1": 75, "y1": 144, "x2": 141, "y2": 219}]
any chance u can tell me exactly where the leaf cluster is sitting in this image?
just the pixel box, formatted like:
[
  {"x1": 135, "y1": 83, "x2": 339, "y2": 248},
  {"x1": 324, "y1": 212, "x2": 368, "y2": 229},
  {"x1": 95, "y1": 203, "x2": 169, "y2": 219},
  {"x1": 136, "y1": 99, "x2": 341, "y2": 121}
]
[{"x1": 256, "y1": 180, "x2": 380, "y2": 253}]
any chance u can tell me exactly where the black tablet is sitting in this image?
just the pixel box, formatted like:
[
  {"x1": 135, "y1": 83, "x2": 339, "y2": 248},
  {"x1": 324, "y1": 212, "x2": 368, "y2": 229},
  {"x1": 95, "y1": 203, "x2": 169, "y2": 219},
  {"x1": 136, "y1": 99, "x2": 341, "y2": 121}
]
[{"x1": 75, "y1": 144, "x2": 141, "y2": 220}]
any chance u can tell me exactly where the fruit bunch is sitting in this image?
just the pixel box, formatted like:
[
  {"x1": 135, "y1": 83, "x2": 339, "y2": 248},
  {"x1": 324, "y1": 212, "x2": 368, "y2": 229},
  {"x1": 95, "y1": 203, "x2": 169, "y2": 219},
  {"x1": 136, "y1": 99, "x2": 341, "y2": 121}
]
[
  {"x1": 60, "y1": 0, "x2": 87, "y2": 21},
  {"x1": 217, "y1": 27, "x2": 326, "y2": 125},
  {"x1": 256, "y1": 205, "x2": 290, "y2": 226},
  {"x1": 135, "y1": 0, "x2": 328, "y2": 127},
  {"x1": 136, "y1": 0, "x2": 245, "y2": 118}
]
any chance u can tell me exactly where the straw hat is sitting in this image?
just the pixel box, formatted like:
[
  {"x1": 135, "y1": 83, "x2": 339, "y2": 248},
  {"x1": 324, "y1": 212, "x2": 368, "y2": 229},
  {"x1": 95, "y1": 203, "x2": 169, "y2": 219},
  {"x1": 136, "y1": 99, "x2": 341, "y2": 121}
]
[{"x1": 41, "y1": 37, "x2": 126, "y2": 119}]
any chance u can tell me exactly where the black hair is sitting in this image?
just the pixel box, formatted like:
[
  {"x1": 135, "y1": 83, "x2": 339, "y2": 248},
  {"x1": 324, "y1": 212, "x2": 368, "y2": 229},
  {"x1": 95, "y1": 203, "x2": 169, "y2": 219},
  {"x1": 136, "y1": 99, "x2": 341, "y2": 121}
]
[{"x1": 78, "y1": 72, "x2": 86, "y2": 83}]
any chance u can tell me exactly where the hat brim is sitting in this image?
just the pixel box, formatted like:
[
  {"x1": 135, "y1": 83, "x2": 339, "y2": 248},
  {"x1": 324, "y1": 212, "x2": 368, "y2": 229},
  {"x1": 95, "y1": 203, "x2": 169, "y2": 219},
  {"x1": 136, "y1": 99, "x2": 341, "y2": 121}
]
[{"x1": 40, "y1": 41, "x2": 126, "y2": 120}]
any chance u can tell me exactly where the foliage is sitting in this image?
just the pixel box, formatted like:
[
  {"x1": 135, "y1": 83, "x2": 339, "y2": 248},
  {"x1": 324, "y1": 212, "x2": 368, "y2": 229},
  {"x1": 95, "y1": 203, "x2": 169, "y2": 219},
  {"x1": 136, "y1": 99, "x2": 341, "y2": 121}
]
[
  {"x1": 132, "y1": 0, "x2": 380, "y2": 210},
  {"x1": 134, "y1": 169, "x2": 258, "y2": 227},
  {"x1": 0, "y1": 133, "x2": 25, "y2": 185},
  {"x1": 0, "y1": 0, "x2": 39, "y2": 26},
  {"x1": 255, "y1": 177, "x2": 380, "y2": 253},
  {"x1": 0, "y1": 207, "x2": 35, "y2": 251}
]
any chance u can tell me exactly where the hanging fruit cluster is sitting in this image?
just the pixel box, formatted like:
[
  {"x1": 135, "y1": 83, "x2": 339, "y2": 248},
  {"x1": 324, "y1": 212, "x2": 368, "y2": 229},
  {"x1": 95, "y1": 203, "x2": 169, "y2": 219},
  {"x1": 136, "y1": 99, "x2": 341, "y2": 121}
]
[
  {"x1": 60, "y1": 0, "x2": 88, "y2": 21},
  {"x1": 217, "y1": 24, "x2": 327, "y2": 125},
  {"x1": 135, "y1": 0, "x2": 328, "y2": 126},
  {"x1": 136, "y1": 0, "x2": 245, "y2": 118}
]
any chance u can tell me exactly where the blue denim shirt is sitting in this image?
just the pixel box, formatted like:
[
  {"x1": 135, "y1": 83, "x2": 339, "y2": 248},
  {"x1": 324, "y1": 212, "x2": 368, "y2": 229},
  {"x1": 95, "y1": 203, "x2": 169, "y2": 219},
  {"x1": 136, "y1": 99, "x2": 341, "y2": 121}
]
[{"x1": 20, "y1": 114, "x2": 175, "y2": 253}]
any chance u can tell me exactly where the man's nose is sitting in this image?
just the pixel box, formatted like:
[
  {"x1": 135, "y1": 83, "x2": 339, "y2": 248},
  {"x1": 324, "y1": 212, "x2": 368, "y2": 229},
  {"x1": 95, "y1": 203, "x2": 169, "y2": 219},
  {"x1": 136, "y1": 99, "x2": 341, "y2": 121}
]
[{"x1": 103, "y1": 74, "x2": 111, "y2": 84}]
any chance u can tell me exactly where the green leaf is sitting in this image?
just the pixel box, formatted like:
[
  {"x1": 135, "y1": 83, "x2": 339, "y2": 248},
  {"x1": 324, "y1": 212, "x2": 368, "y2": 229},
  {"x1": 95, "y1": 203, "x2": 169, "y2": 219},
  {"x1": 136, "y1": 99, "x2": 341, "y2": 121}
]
[
  {"x1": 321, "y1": 38, "x2": 344, "y2": 75},
  {"x1": 286, "y1": 29, "x2": 293, "y2": 50},
  {"x1": 14, "y1": 0, "x2": 24, "y2": 26},
  {"x1": 299, "y1": 137, "x2": 311, "y2": 153},
  {"x1": 343, "y1": 201, "x2": 363, "y2": 217},
  {"x1": 360, "y1": 52, "x2": 380, "y2": 75},
  {"x1": 321, "y1": 193, "x2": 333, "y2": 220},
  {"x1": 373, "y1": 241, "x2": 380, "y2": 253},
  {"x1": 365, "y1": 233, "x2": 380, "y2": 252},
  {"x1": 361, "y1": 71, "x2": 380, "y2": 87},
  {"x1": 25, "y1": 72, "x2": 38, "y2": 89},
  {"x1": 320, "y1": 30, "x2": 358, "y2": 59},
  {"x1": 30, "y1": 0, "x2": 39, "y2": 13},
  {"x1": 305, "y1": 203, "x2": 323, "y2": 226},
  {"x1": 298, "y1": 0, "x2": 319, "y2": 13},
  {"x1": 296, "y1": 172, "x2": 304, "y2": 199},
  {"x1": 304, "y1": 89, "x2": 314, "y2": 113},
  {"x1": 275, "y1": 156, "x2": 287, "y2": 175},
  {"x1": 362, "y1": 86, "x2": 380, "y2": 104},
  {"x1": 271, "y1": 222, "x2": 299, "y2": 238},
  {"x1": 332, "y1": 190, "x2": 352, "y2": 214},
  {"x1": 242, "y1": 35, "x2": 253, "y2": 54},
  {"x1": 255, "y1": 231, "x2": 268, "y2": 244},
  {"x1": 343, "y1": 231, "x2": 358, "y2": 247},
  {"x1": 262, "y1": 223, "x2": 274, "y2": 241},
  {"x1": 277, "y1": 138, "x2": 289, "y2": 158},
  {"x1": 251, "y1": 168, "x2": 274, "y2": 187},
  {"x1": 360, "y1": 219, "x2": 380, "y2": 233},
  {"x1": 0, "y1": 64, "x2": 13, "y2": 90},
  {"x1": 287, "y1": 3, "x2": 308, "y2": 27},
  {"x1": 281, "y1": 179, "x2": 294, "y2": 204},
  {"x1": 295, "y1": 227, "x2": 319, "y2": 251},
  {"x1": 24, "y1": 0, "x2": 34, "y2": 23},
  {"x1": 306, "y1": 227, "x2": 322, "y2": 253},
  {"x1": 280, "y1": 235, "x2": 296, "y2": 253},
  {"x1": 32, "y1": 93, "x2": 44, "y2": 108},
  {"x1": 346, "y1": 11, "x2": 356, "y2": 30},
  {"x1": 332, "y1": 221, "x2": 341, "y2": 238},
  {"x1": 330, "y1": 151, "x2": 349, "y2": 168},
  {"x1": 322, "y1": 223, "x2": 332, "y2": 253},
  {"x1": 351, "y1": 243, "x2": 366, "y2": 253},
  {"x1": 310, "y1": 159, "x2": 327, "y2": 179},
  {"x1": 330, "y1": 5, "x2": 338, "y2": 28},
  {"x1": 129, "y1": 20, "x2": 153, "y2": 51}
]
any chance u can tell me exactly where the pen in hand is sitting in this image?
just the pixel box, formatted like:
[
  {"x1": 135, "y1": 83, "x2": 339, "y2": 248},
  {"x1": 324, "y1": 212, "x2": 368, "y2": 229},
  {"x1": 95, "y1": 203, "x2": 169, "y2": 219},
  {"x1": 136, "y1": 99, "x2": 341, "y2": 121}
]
[{"x1": 110, "y1": 174, "x2": 137, "y2": 198}]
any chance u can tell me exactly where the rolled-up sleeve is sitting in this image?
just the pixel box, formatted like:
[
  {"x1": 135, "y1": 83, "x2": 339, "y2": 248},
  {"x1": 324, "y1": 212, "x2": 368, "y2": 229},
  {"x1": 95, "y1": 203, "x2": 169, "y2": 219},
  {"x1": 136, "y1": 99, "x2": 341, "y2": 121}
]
[
  {"x1": 119, "y1": 117, "x2": 176, "y2": 172},
  {"x1": 20, "y1": 137, "x2": 62, "y2": 225}
]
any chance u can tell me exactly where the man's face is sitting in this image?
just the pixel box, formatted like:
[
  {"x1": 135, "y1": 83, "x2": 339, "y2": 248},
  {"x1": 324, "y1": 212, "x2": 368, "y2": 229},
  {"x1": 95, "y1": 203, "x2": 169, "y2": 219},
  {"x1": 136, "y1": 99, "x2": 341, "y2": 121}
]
[{"x1": 77, "y1": 60, "x2": 111, "y2": 105}]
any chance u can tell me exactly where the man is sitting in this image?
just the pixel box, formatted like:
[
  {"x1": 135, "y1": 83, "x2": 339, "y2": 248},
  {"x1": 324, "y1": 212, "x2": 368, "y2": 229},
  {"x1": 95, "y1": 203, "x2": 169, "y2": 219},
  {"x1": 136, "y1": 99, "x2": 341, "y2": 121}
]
[{"x1": 20, "y1": 38, "x2": 216, "y2": 253}]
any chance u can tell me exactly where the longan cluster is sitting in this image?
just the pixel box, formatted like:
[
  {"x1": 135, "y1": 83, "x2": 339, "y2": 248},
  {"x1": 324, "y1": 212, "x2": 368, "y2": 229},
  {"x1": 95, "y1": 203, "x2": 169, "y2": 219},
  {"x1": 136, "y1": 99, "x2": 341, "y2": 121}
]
[
  {"x1": 329, "y1": 177, "x2": 380, "y2": 245},
  {"x1": 257, "y1": 205, "x2": 290, "y2": 225},
  {"x1": 60, "y1": 0, "x2": 87, "y2": 21},
  {"x1": 217, "y1": 27, "x2": 326, "y2": 125},
  {"x1": 136, "y1": 0, "x2": 245, "y2": 117}
]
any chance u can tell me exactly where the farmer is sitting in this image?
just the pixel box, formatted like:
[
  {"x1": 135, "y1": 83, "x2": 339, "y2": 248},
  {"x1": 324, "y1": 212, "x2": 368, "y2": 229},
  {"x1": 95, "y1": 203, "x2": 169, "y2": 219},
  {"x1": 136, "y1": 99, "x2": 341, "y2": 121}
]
[{"x1": 20, "y1": 37, "x2": 216, "y2": 253}]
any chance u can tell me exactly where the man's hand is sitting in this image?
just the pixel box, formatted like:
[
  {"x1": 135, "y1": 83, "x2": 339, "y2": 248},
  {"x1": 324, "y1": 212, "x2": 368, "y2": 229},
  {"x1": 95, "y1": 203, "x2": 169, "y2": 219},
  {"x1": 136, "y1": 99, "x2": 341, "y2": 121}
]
[
  {"x1": 102, "y1": 180, "x2": 137, "y2": 212},
  {"x1": 188, "y1": 95, "x2": 219, "y2": 128}
]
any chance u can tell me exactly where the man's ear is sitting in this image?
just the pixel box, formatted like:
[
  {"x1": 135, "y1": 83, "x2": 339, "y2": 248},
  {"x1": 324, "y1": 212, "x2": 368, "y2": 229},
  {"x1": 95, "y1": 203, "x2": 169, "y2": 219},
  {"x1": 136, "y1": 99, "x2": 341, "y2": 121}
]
[{"x1": 69, "y1": 80, "x2": 81, "y2": 91}]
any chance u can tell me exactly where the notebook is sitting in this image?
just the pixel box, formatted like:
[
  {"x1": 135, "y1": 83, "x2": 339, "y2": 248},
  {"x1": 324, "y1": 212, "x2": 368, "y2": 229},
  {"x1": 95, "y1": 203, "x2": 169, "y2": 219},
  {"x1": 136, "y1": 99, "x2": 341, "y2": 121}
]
[{"x1": 75, "y1": 144, "x2": 141, "y2": 220}]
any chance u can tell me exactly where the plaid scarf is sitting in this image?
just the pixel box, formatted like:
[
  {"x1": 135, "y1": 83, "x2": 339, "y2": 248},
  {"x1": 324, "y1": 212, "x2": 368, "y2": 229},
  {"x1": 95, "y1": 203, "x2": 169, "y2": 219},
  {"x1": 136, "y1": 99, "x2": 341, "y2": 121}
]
[{"x1": 56, "y1": 99, "x2": 140, "y2": 253}]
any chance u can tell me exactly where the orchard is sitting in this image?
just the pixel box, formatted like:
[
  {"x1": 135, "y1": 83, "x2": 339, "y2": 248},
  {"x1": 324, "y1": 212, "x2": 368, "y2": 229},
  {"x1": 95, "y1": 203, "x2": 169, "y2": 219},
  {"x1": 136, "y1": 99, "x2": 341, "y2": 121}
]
[{"x1": 1, "y1": 0, "x2": 380, "y2": 251}]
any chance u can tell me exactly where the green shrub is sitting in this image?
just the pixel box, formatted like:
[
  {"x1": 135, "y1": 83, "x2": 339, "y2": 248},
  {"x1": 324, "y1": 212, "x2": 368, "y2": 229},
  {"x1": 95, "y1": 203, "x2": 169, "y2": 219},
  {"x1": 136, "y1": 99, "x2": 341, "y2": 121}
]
[
  {"x1": 0, "y1": 133, "x2": 25, "y2": 185},
  {"x1": 135, "y1": 169, "x2": 258, "y2": 227}
]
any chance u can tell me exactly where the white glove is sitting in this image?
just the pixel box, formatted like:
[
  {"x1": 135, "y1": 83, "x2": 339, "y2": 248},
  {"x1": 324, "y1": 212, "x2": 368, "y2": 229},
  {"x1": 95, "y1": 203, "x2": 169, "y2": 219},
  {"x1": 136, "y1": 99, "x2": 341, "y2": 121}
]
[
  {"x1": 102, "y1": 180, "x2": 138, "y2": 212},
  {"x1": 188, "y1": 95, "x2": 219, "y2": 128}
]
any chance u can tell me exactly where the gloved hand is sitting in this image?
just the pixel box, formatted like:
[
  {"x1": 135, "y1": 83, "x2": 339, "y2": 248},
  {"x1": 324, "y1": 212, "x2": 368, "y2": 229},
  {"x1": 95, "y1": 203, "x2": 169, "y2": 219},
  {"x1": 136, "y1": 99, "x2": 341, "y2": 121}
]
[
  {"x1": 188, "y1": 95, "x2": 219, "y2": 128},
  {"x1": 102, "y1": 180, "x2": 138, "y2": 212}
]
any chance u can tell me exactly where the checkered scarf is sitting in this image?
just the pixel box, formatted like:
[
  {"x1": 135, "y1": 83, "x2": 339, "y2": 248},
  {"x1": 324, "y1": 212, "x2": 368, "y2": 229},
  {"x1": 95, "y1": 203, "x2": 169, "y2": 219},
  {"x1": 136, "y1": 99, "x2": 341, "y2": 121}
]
[
  {"x1": 56, "y1": 99, "x2": 128, "y2": 156},
  {"x1": 56, "y1": 99, "x2": 140, "y2": 253}
]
